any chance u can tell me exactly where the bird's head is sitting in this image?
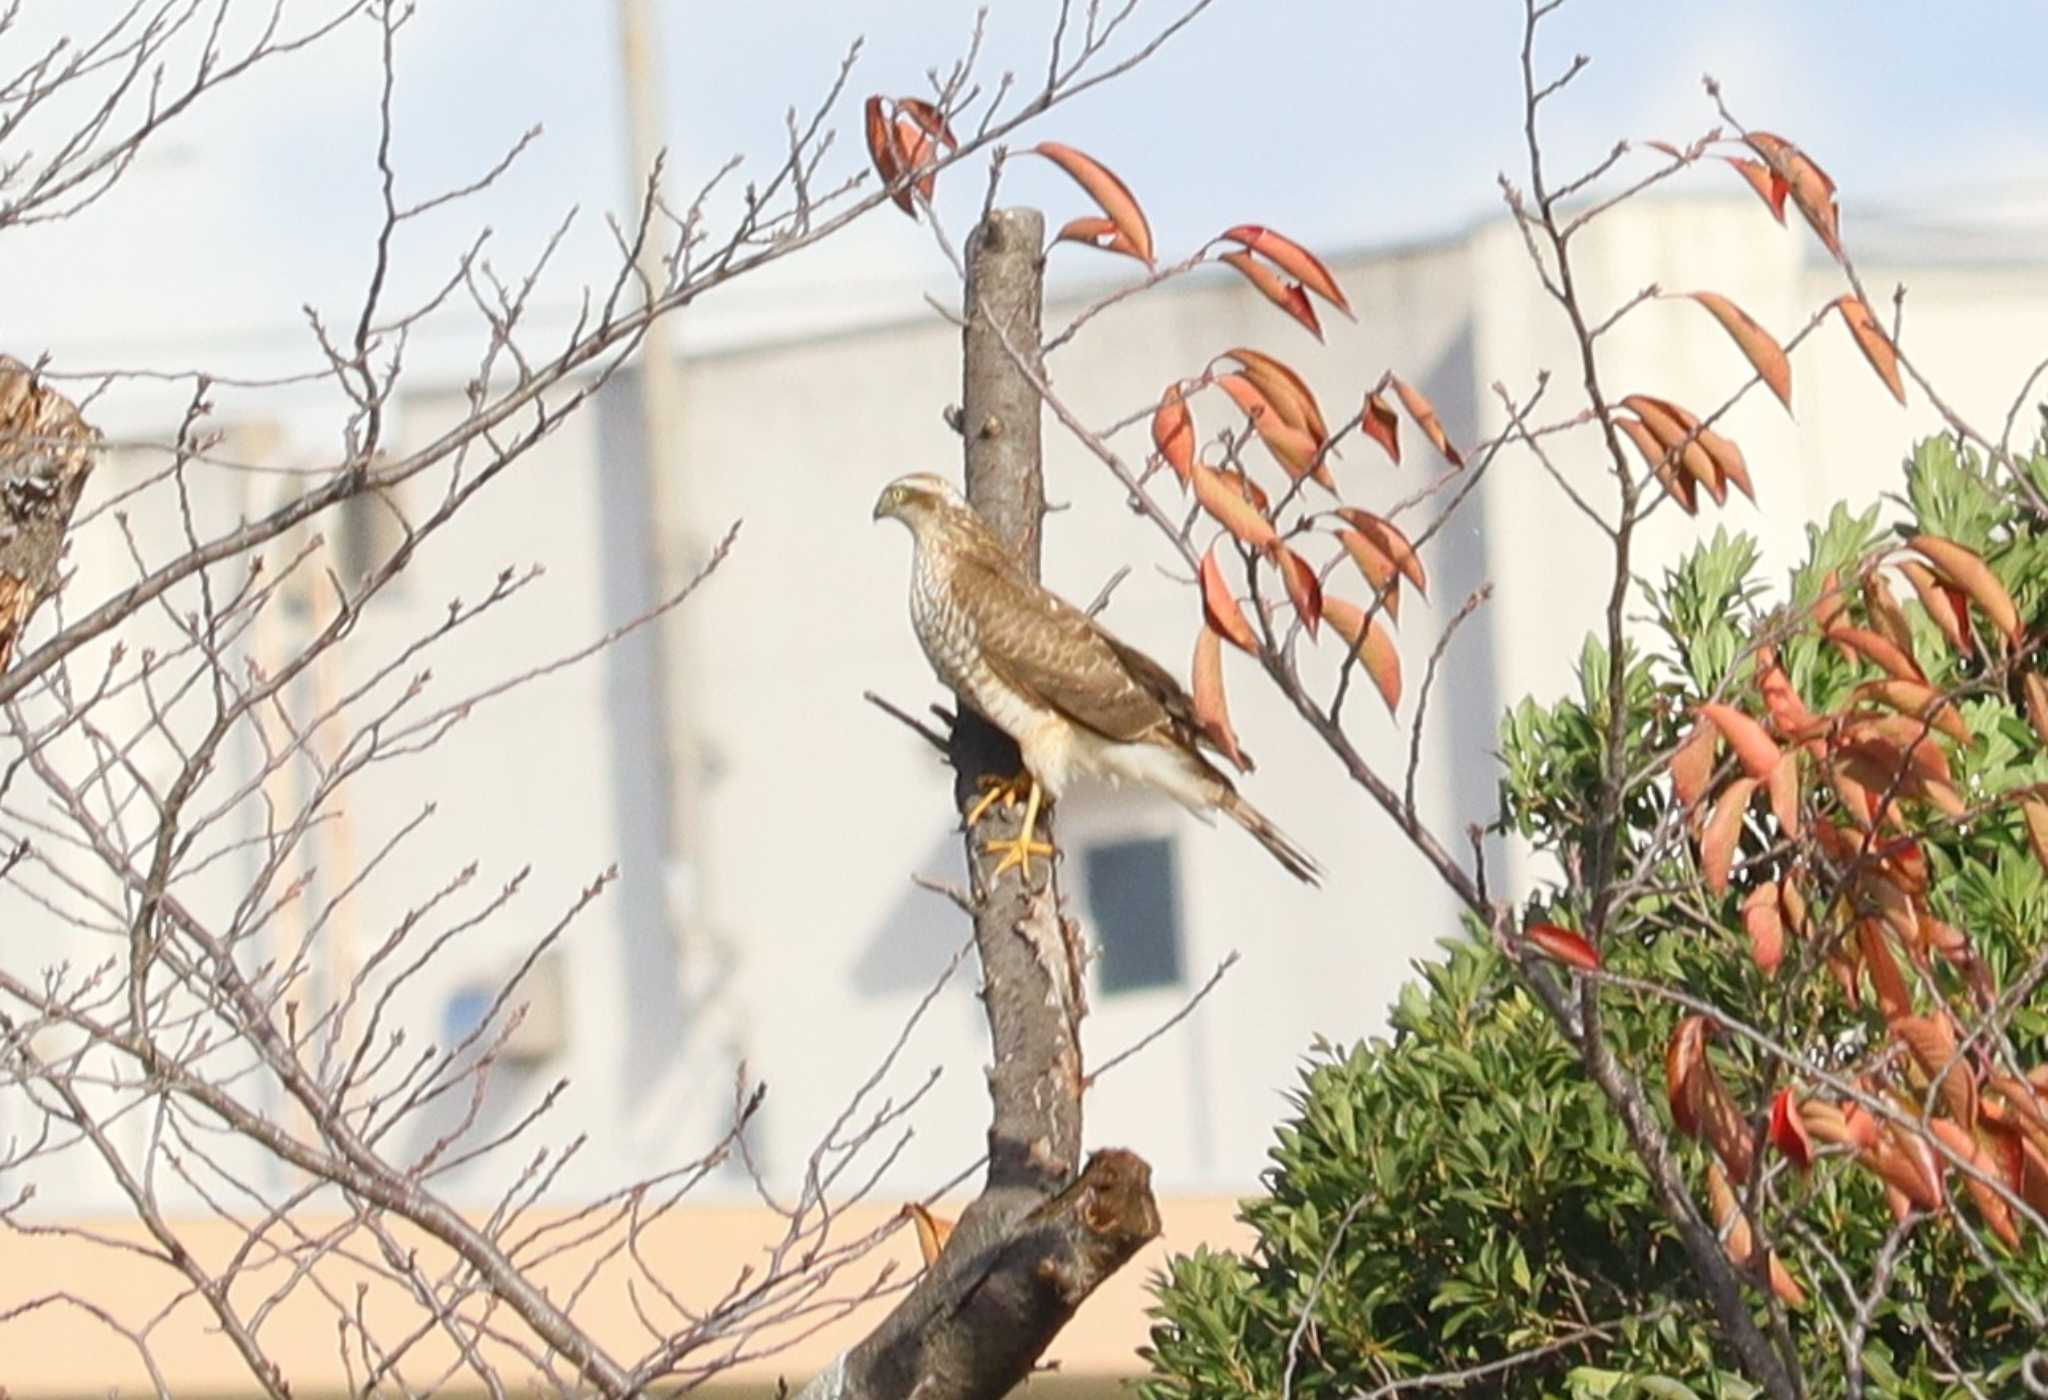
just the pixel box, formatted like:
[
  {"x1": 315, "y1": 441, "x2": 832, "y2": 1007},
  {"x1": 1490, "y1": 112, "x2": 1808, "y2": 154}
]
[{"x1": 872, "y1": 472, "x2": 964, "y2": 533}]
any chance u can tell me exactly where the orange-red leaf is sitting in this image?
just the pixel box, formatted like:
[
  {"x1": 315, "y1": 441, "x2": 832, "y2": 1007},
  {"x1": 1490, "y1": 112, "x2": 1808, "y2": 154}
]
[
  {"x1": 895, "y1": 98, "x2": 958, "y2": 150},
  {"x1": 1361, "y1": 391, "x2": 1400, "y2": 464},
  {"x1": 1216, "y1": 374, "x2": 1329, "y2": 488},
  {"x1": 1031, "y1": 141, "x2": 1153, "y2": 265},
  {"x1": 1699, "y1": 702, "x2": 1783, "y2": 780},
  {"x1": 1200, "y1": 545, "x2": 1258, "y2": 654},
  {"x1": 901, "y1": 1202, "x2": 955, "y2": 1266},
  {"x1": 2017, "y1": 790, "x2": 2048, "y2": 877},
  {"x1": 1854, "y1": 679, "x2": 1970, "y2": 744},
  {"x1": 864, "y1": 96, "x2": 913, "y2": 217},
  {"x1": 1220, "y1": 251, "x2": 1322, "y2": 340},
  {"x1": 1766, "y1": 751, "x2": 1802, "y2": 837},
  {"x1": 1831, "y1": 625, "x2": 1925, "y2": 684},
  {"x1": 1898, "y1": 560, "x2": 1973, "y2": 657},
  {"x1": 1834, "y1": 294, "x2": 1905, "y2": 405},
  {"x1": 1858, "y1": 919, "x2": 1912, "y2": 1020},
  {"x1": 1189, "y1": 462, "x2": 1280, "y2": 552},
  {"x1": 1617, "y1": 414, "x2": 1698, "y2": 513},
  {"x1": 1054, "y1": 215, "x2": 1148, "y2": 261},
  {"x1": 1671, "y1": 719, "x2": 1717, "y2": 808},
  {"x1": 1526, "y1": 920, "x2": 1600, "y2": 972},
  {"x1": 1334, "y1": 508, "x2": 1426, "y2": 596},
  {"x1": 1895, "y1": 1014, "x2": 1975, "y2": 1129},
  {"x1": 1270, "y1": 544, "x2": 1323, "y2": 638},
  {"x1": 1743, "y1": 881, "x2": 1785, "y2": 975},
  {"x1": 1909, "y1": 535, "x2": 2021, "y2": 646},
  {"x1": 1323, "y1": 596, "x2": 1400, "y2": 713},
  {"x1": 1749, "y1": 132, "x2": 1841, "y2": 260},
  {"x1": 1224, "y1": 348, "x2": 1330, "y2": 444},
  {"x1": 1928, "y1": 1119, "x2": 2021, "y2": 1249},
  {"x1": 1192, "y1": 623, "x2": 1252, "y2": 774},
  {"x1": 1624, "y1": 394, "x2": 1722, "y2": 504},
  {"x1": 895, "y1": 117, "x2": 937, "y2": 201},
  {"x1": 1722, "y1": 155, "x2": 1788, "y2": 223},
  {"x1": 1702, "y1": 777, "x2": 1758, "y2": 893},
  {"x1": 1686, "y1": 291, "x2": 1792, "y2": 412},
  {"x1": 1758, "y1": 649, "x2": 1819, "y2": 741},
  {"x1": 1667, "y1": 1016, "x2": 1711, "y2": 1137},
  {"x1": 1221, "y1": 225, "x2": 1354, "y2": 318},
  {"x1": 1639, "y1": 394, "x2": 1754, "y2": 501},
  {"x1": 1152, "y1": 384, "x2": 1195, "y2": 485},
  {"x1": 1771, "y1": 1088, "x2": 1815, "y2": 1171},
  {"x1": 1335, "y1": 529, "x2": 1402, "y2": 622},
  {"x1": 1768, "y1": 1253, "x2": 1808, "y2": 1308},
  {"x1": 2027, "y1": 673, "x2": 2048, "y2": 747},
  {"x1": 1391, "y1": 375, "x2": 1464, "y2": 468},
  {"x1": 1864, "y1": 571, "x2": 1916, "y2": 657}
]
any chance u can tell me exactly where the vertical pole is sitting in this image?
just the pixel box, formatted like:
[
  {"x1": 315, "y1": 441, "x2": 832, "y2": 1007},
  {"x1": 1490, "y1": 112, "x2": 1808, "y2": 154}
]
[{"x1": 617, "y1": 0, "x2": 709, "y2": 975}]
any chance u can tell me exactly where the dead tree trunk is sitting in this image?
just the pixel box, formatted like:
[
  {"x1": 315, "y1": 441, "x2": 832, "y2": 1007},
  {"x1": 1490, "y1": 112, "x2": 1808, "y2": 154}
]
[{"x1": 792, "y1": 208, "x2": 1160, "y2": 1400}]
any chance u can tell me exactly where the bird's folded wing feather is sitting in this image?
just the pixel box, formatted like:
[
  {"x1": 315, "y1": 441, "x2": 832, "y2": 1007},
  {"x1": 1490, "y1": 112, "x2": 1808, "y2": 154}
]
[{"x1": 954, "y1": 558, "x2": 1172, "y2": 742}]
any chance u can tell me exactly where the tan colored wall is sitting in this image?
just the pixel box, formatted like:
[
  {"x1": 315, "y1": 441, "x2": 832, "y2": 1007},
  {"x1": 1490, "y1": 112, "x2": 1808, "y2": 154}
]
[{"x1": 0, "y1": 1195, "x2": 1248, "y2": 1396}]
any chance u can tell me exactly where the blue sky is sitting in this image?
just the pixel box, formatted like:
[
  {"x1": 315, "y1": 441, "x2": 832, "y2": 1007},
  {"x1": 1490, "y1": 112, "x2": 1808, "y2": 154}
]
[{"x1": 10, "y1": 0, "x2": 2048, "y2": 376}]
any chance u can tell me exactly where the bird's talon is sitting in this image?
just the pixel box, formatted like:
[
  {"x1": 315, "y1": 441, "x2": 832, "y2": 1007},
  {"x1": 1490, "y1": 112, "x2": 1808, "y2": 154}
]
[
  {"x1": 983, "y1": 834, "x2": 1057, "y2": 882},
  {"x1": 963, "y1": 772, "x2": 1032, "y2": 829}
]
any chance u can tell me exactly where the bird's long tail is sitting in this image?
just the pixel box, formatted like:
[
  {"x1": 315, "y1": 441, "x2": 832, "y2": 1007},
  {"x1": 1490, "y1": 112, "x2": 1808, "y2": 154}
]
[{"x1": 1221, "y1": 791, "x2": 1322, "y2": 885}]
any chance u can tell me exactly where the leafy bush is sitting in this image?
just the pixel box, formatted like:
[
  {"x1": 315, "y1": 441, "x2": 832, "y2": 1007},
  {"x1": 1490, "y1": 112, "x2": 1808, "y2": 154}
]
[{"x1": 1142, "y1": 429, "x2": 2048, "y2": 1397}]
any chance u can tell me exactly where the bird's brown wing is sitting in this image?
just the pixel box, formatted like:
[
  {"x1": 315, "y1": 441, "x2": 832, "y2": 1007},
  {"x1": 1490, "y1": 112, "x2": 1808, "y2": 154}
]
[
  {"x1": 1103, "y1": 630, "x2": 1255, "y2": 772},
  {"x1": 952, "y1": 556, "x2": 1172, "y2": 743}
]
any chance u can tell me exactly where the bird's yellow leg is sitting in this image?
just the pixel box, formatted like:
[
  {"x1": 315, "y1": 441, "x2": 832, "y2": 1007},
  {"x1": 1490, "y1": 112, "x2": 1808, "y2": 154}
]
[
  {"x1": 962, "y1": 770, "x2": 1032, "y2": 830},
  {"x1": 983, "y1": 777, "x2": 1054, "y2": 882}
]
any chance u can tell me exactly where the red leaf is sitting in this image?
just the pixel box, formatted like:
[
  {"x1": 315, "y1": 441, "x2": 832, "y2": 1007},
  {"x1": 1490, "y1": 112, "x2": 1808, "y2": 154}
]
[
  {"x1": 1722, "y1": 155, "x2": 1788, "y2": 223},
  {"x1": 1190, "y1": 462, "x2": 1280, "y2": 552},
  {"x1": 1747, "y1": 132, "x2": 1841, "y2": 260},
  {"x1": 1221, "y1": 225, "x2": 1354, "y2": 317},
  {"x1": 1698, "y1": 702, "x2": 1783, "y2": 780},
  {"x1": 1670, "y1": 719, "x2": 1717, "y2": 807},
  {"x1": 864, "y1": 96, "x2": 913, "y2": 218},
  {"x1": 1031, "y1": 141, "x2": 1154, "y2": 266},
  {"x1": 1770, "y1": 1088, "x2": 1815, "y2": 1172},
  {"x1": 1224, "y1": 348, "x2": 1331, "y2": 444},
  {"x1": 1269, "y1": 543, "x2": 1323, "y2": 638},
  {"x1": 1908, "y1": 534, "x2": 2022, "y2": 646},
  {"x1": 1322, "y1": 596, "x2": 1400, "y2": 713},
  {"x1": 894, "y1": 98, "x2": 958, "y2": 151},
  {"x1": 1199, "y1": 545, "x2": 1259, "y2": 653},
  {"x1": 1617, "y1": 414, "x2": 1697, "y2": 514},
  {"x1": 1151, "y1": 384, "x2": 1195, "y2": 485},
  {"x1": 1191, "y1": 623, "x2": 1252, "y2": 773},
  {"x1": 1834, "y1": 294, "x2": 1906, "y2": 405},
  {"x1": 895, "y1": 116, "x2": 937, "y2": 201},
  {"x1": 1220, "y1": 251, "x2": 1322, "y2": 340},
  {"x1": 1743, "y1": 881, "x2": 1785, "y2": 976},
  {"x1": 1667, "y1": 1015, "x2": 1710, "y2": 1137},
  {"x1": 1361, "y1": 391, "x2": 1400, "y2": 464},
  {"x1": 1701, "y1": 777, "x2": 1758, "y2": 893},
  {"x1": 1391, "y1": 375, "x2": 1463, "y2": 467},
  {"x1": 1526, "y1": 920, "x2": 1600, "y2": 972},
  {"x1": 1054, "y1": 215, "x2": 1148, "y2": 262},
  {"x1": 1333, "y1": 508, "x2": 1426, "y2": 596},
  {"x1": 1335, "y1": 529, "x2": 1401, "y2": 623},
  {"x1": 1684, "y1": 291, "x2": 1792, "y2": 413}
]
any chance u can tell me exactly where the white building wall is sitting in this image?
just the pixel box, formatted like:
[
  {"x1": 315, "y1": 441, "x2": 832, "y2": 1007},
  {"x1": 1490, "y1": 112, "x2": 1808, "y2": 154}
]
[{"x1": 10, "y1": 197, "x2": 2047, "y2": 1217}]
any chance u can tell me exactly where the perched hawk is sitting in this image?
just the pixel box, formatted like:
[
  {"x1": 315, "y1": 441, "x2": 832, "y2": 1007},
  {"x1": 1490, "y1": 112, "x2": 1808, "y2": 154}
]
[
  {"x1": 875, "y1": 472, "x2": 1319, "y2": 884},
  {"x1": 0, "y1": 358, "x2": 99, "y2": 674}
]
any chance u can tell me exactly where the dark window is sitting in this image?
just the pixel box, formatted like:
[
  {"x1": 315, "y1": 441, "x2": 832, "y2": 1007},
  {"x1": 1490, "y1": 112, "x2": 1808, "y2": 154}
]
[{"x1": 1084, "y1": 836, "x2": 1184, "y2": 993}]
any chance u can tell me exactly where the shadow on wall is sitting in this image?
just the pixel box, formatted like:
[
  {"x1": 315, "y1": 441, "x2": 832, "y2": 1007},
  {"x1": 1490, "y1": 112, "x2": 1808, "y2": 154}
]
[
  {"x1": 1417, "y1": 320, "x2": 1509, "y2": 883},
  {"x1": 851, "y1": 828, "x2": 974, "y2": 1000}
]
